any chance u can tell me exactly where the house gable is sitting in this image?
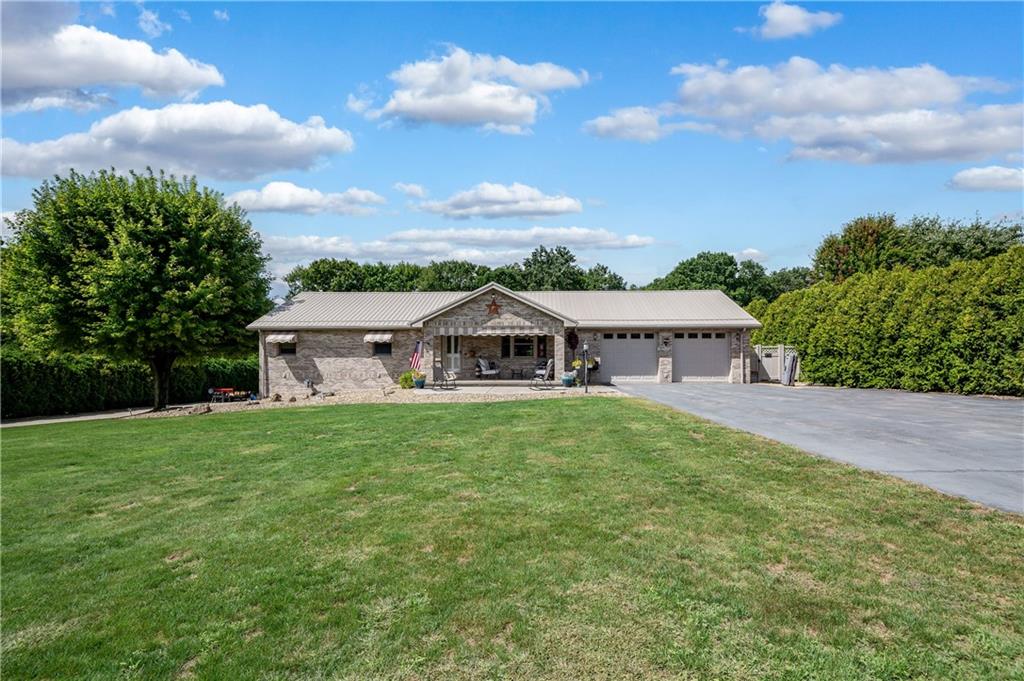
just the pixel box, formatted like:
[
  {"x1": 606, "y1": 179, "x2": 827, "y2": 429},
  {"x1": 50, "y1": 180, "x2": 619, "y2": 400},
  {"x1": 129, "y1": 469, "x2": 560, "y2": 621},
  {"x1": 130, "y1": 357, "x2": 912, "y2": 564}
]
[{"x1": 420, "y1": 287, "x2": 565, "y2": 337}]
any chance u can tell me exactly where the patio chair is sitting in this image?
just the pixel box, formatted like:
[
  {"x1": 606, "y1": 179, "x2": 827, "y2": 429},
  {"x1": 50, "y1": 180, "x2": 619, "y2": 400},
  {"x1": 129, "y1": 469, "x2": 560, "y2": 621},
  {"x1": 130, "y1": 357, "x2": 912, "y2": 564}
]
[
  {"x1": 530, "y1": 358, "x2": 555, "y2": 390},
  {"x1": 433, "y1": 362, "x2": 457, "y2": 390},
  {"x1": 475, "y1": 357, "x2": 500, "y2": 379}
]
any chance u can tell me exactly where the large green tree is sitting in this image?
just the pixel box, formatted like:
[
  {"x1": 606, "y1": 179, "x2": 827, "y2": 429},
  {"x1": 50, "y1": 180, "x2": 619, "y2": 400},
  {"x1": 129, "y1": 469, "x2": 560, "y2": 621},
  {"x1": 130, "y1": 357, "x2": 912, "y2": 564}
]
[
  {"x1": 5, "y1": 170, "x2": 271, "y2": 409},
  {"x1": 812, "y1": 213, "x2": 1022, "y2": 282},
  {"x1": 648, "y1": 251, "x2": 740, "y2": 292},
  {"x1": 416, "y1": 260, "x2": 491, "y2": 291},
  {"x1": 520, "y1": 245, "x2": 586, "y2": 290}
]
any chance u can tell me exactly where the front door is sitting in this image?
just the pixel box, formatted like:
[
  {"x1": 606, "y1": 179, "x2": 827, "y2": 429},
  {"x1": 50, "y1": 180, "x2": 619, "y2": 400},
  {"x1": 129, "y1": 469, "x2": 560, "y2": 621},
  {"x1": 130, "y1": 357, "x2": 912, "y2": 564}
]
[{"x1": 445, "y1": 336, "x2": 461, "y2": 372}]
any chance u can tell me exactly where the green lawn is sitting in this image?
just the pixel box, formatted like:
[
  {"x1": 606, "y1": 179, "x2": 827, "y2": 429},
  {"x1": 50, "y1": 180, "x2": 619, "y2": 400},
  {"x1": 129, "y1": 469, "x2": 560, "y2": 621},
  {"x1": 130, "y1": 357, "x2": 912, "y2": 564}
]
[{"x1": 2, "y1": 399, "x2": 1022, "y2": 680}]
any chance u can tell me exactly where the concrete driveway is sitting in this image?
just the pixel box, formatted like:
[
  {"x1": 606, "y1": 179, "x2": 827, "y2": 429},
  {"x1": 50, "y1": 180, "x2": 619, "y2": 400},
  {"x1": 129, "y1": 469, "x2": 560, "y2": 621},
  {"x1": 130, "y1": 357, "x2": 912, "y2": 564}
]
[{"x1": 616, "y1": 382, "x2": 1024, "y2": 513}]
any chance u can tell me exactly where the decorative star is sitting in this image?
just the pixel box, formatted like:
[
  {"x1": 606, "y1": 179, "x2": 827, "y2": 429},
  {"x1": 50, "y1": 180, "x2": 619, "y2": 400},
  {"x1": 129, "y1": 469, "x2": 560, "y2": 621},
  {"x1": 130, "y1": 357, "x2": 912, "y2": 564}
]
[{"x1": 486, "y1": 294, "x2": 501, "y2": 315}]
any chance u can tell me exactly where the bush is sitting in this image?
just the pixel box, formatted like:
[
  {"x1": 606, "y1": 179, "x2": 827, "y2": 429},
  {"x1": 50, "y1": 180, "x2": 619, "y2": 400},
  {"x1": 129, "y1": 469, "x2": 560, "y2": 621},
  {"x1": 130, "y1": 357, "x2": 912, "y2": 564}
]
[
  {"x1": 750, "y1": 247, "x2": 1023, "y2": 396},
  {"x1": 0, "y1": 353, "x2": 259, "y2": 419},
  {"x1": 398, "y1": 370, "x2": 416, "y2": 389}
]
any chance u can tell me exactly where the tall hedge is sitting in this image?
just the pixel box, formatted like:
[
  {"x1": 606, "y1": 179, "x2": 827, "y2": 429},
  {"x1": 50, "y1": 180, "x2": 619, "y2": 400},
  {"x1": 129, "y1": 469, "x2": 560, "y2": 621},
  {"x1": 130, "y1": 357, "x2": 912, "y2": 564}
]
[
  {"x1": 0, "y1": 354, "x2": 258, "y2": 419},
  {"x1": 750, "y1": 247, "x2": 1024, "y2": 395}
]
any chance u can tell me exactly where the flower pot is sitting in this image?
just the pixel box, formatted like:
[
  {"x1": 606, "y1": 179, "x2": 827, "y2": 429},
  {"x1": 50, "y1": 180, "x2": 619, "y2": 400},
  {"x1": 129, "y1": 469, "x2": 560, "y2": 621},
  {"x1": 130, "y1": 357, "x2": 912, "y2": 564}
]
[
  {"x1": 561, "y1": 375, "x2": 574, "y2": 387},
  {"x1": 414, "y1": 378, "x2": 426, "y2": 389}
]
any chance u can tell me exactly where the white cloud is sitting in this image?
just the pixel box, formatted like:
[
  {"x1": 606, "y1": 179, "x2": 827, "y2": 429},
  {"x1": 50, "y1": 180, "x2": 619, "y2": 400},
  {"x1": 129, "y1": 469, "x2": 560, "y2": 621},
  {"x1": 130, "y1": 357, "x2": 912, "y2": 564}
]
[
  {"x1": 419, "y1": 182, "x2": 583, "y2": 219},
  {"x1": 758, "y1": 104, "x2": 1023, "y2": 163},
  {"x1": 948, "y1": 166, "x2": 1024, "y2": 192},
  {"x1": 176, "y1": 9, "x2": 191, "y2": 22},
  {"x1": 100, "y1": 3, "x2": 116, "y2": 17},
  {"x1": 260, "y1": 226, "x2": 654, "y2": 280},
  {"x1": 735, "y1": 248, "x2": 767, "y2": 262},
  {"x1": 394, "y1": 182, "x2": 428, "y2": 198},
  {"x1": 1, "y1": 6, "x2": 223, "y2": 113},
  {"x1": 213, "y1": 9, "x2": 230, "y2": 22},
  {"x1": 586, "y1": 56, "x2": 1021, "y2": 164},
  {"x1": 671, "y1": 57, "x2": 995, "y2": 119},
  {"x1": 740, "y1": 1, "x2": 841, "y2": 39},
  {"x1": 582, "y1": 106, "x2": 716, "y2": 142},
  {"x1": 357, "y1": 46, "x2": 587, "y2": 134},
  {"x1": 2, "y1": 101, "x2": 354, "y2": 180},
  {"x1": 137, "y1": 7, "x2": 170, "y2": 38},
  {"x1": 227, "y1": 181, "x2": 385, "y2": 215},
  {"x1": 384, "y1": 226, "x2": 653, "y2": 248},
  {"x1": 346, "y1": 93, "x2": 372, "y2": 114}
]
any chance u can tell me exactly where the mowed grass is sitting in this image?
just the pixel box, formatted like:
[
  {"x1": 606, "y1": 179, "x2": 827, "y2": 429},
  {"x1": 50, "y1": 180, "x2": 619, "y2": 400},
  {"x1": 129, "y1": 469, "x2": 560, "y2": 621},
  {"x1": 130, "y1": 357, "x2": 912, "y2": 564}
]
[{"x1": 2, "y1": 399, "x2": 1022, "y2": 680}]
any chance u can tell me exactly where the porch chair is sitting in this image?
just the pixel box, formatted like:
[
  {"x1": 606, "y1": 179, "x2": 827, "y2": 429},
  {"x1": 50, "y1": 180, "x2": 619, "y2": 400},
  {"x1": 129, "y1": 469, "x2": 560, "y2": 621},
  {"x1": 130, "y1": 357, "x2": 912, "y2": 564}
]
[
  {"x1": 433, "y1": 361, "x2": 457, "y2": 390},
  {"x1": 531, "y1": 358, "x2": 555, "y2": 390},
  {"x1": 475, "y1": 357, "x2": 501, "y2": 379}
]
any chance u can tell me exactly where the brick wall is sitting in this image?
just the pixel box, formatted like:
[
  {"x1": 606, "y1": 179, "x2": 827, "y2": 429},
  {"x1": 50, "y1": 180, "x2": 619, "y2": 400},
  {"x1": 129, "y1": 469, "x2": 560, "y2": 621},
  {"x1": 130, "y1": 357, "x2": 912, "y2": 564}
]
[{"x1": 263, "y1": 329, "x2": 420, "y2": 396}]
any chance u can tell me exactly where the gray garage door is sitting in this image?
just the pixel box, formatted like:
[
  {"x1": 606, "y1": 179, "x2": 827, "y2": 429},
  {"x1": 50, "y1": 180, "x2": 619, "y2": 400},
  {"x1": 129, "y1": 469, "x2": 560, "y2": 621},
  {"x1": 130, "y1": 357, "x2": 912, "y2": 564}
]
[
  {"x1": 673, "y1": 331, "x2": 730, "y2": 381},
  {"x1": 600, "y1": 332, "x2": 657, "y2": 382}
]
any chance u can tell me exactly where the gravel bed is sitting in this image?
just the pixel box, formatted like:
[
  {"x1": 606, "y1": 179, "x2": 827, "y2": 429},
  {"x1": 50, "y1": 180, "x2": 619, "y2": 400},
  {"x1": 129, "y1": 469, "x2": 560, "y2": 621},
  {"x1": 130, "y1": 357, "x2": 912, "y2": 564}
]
[{"x1": 132, "y1": 386, "x2": 623, "y2": 419}]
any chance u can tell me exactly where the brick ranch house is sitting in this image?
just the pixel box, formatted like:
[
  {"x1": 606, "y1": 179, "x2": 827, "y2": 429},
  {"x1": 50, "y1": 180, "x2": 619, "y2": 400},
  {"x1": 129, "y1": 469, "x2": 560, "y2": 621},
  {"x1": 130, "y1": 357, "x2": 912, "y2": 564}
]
[{"x1": 247, "y1": 282, "x2": 761, "y2": 397}]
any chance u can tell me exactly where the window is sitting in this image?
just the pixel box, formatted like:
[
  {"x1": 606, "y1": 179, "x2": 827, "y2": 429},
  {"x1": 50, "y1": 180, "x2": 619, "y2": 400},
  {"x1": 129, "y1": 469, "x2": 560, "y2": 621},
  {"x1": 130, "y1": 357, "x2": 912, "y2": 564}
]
[
  {"x1": 630, "y1": 333, "x2": 641, "y2": 339},
  {"x1": 674, "y1": 333, "x2": 684, "y2": 339},
  {"x1": 617, "y1": 333, "x2": 627, "y2": 339},
  {"x1": 513, "y1": 336, "x2": 534, "y2": 357},
  {"x1": 279, "y1": 342, "x2": 296, "y2": 355},
  {"x1": 372, "y1": 342, "x2": 392, "y2": 356},
  {"x1": 643, "y1": 333, "x2": 654, "y2": 339},
  {"x1": 536, "y1": 336, "x2": 548, "y2": 358},
  {"x1": 688, "y1": 332, "x2": 698, "y2": 339},
  {"x1": 501, "y1": 336, "x2": 511, "y2": 358},
  {"x1": 702, "y1": 332, "x2": 712, "y2": 339},
  {"x1": 715, "y1": 332, "x2": 726, "y2": 339},
  {"x1": 603, "y1": 333, "x2": 614, "y2": 339}
]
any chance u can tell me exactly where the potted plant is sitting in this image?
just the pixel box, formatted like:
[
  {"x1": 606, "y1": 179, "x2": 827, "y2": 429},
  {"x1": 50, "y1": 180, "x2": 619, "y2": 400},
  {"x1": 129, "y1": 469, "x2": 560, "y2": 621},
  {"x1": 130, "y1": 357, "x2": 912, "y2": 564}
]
[
  {"x1": 398, "y1": 370, "x2": 415, "y2": 389},
  {"x1": 412, "y1": 370, "x2": 426, "y2": 389},
  {"x1": 561, "y1": 371, "x2": 576, "y2": 387}
]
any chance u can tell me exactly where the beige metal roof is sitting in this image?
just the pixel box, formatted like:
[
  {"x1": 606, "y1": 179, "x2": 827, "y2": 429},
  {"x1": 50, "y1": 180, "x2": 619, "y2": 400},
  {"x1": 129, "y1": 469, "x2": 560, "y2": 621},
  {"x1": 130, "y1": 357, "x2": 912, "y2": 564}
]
[
  {"x1": 520, "y1": 290, "x2": 761, "y2": 328},
  {"x1": 248, "y1": 291, "x2": 463, "y2": 330},
  {"x1": 247, "y1": 286, "x2": 760, "y2": 330}
]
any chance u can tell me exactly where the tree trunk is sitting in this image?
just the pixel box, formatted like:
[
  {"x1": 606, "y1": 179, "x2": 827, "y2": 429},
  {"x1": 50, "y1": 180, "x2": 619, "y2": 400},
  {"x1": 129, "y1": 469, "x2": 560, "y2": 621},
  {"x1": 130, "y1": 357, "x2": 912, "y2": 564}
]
[{"x1": 150, "y1": 353, "x2": 177, "y2": 410}]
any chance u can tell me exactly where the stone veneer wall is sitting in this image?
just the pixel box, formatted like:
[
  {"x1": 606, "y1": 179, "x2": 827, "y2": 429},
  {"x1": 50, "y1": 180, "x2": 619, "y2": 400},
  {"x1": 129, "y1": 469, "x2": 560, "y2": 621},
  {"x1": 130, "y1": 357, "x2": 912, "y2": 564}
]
[
  {"x1": 263, "y1": 329, "x2": 421, "y2": 397},
  {"x1": 423, "y1": 291, "x2": 565, "y2": 384}
]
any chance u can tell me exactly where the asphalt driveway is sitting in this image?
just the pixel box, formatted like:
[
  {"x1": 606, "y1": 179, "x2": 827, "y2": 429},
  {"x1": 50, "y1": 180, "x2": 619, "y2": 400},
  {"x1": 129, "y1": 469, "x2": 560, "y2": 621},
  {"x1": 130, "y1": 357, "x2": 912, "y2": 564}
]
[{"x1": 616, "y1": 382, "x2": 1024, "y2": 513}]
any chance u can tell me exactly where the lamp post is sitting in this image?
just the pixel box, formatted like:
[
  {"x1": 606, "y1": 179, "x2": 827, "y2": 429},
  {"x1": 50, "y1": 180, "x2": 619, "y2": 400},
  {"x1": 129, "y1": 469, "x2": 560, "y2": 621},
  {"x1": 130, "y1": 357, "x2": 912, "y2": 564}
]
[{"x1": 582, "y1": 341, "x2": 589, "y2": 394}]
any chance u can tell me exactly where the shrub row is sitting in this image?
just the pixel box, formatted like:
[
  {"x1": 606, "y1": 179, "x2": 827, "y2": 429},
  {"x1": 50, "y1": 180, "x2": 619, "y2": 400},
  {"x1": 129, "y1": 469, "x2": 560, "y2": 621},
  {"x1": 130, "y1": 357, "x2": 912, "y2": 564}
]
[
  {"x1": 748, "y1": 247, "x2": 1024, "y2": 396},
  {"x1": 0, "y1": 354, "x2": 259, "y2": 419}
]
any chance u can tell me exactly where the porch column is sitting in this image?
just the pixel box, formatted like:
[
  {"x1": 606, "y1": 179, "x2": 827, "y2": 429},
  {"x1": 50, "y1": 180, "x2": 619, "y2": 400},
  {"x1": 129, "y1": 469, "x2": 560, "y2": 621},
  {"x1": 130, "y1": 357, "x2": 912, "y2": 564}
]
[
  {"x1": 554, "y1": 329, "x2": 566, "y2": 376},
  {"x1": 258, "y1": 330, "x2": 267, "y2": 397},
  {"x1": 422, "y1": 328, "x2": 434, "y2": 384}
]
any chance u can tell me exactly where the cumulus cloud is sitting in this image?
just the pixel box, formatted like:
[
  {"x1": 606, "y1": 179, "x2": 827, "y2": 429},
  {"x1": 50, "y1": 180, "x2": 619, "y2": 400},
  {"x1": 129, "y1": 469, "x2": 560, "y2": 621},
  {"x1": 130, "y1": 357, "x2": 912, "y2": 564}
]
[
  {"x1": 2, "y1": 101, "x2": 354, "y2": 180},
  {"x1": 227, "y1": 181, "x2": 385, "y2": 215},
  {"x1": 585, "y1": 56, "x2": 1021, "y2": 165},
  {"x1": 739, "y1": 1, "x2": 841, "y2": 39},
  {"x1": 948, "y1": 166, "x2": 1024, "y2": 192},
  {"x1": 583, "y1": 106, "x2": 715, "y2": 142},
  {"x1": 394, "y1": 182, "x2": 428, "y2": 198},
  {"x1": 735, "y1": 248, "x2": 767, "y2": 262},
  {"x1": 213, "y1": 9, "x2": 230, "y2": 22},
  {"x1": 355, "y1": 46, "x2": 587, "y2": 134},
  {"x1": 419, "y1": 182, "x2": 583, "y2": 219},
  {"x1": 385, "y1": 226, "x2": 653, "y2": 248},
  {"x1": 260, "y1": 226, "x2": 654, "y2": 279},
  {"x1": 137, "y1": 7, "x2": 170, "y2": 38},
  {"x1": 1, "y1": 3, "x2": 223, "y2": 113}
]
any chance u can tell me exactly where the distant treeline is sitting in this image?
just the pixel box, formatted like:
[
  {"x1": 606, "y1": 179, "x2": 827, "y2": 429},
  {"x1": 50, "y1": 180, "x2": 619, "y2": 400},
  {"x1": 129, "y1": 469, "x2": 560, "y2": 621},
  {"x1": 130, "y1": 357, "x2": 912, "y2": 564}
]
[{"x1": 284, "y1": 215, "x2": 1022, "y2": 307}]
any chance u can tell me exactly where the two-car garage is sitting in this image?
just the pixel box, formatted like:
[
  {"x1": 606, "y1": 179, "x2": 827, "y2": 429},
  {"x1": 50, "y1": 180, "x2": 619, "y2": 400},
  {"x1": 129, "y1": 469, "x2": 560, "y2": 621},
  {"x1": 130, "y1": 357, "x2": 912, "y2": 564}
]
[{"x1": 598, "y1": 330, "x2": 732, "y2": 383}]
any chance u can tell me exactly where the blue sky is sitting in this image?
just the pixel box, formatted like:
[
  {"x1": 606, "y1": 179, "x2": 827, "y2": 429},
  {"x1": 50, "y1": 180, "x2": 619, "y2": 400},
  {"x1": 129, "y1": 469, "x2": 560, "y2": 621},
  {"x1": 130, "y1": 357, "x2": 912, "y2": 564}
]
[{"x1": 2, "y1": 1, "x2": 1022, "y2": 290}]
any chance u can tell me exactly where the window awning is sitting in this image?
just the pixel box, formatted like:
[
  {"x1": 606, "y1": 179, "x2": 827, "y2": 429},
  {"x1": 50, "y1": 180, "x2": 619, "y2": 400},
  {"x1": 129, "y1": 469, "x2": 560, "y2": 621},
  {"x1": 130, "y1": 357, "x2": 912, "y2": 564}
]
[
  {"x1": 265, "y1": 333, "x2": 297, "y2": 343},
  {"x1": 363, "y1": 331, "x2": 394, "y2": 343}
]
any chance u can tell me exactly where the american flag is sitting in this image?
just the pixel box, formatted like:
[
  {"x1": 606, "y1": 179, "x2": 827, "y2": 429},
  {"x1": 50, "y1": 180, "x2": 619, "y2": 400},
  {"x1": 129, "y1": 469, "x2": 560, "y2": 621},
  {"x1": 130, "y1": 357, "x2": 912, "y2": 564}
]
[{"x1": 409, "y1": 340, "x2": 422, "y2": 371}]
